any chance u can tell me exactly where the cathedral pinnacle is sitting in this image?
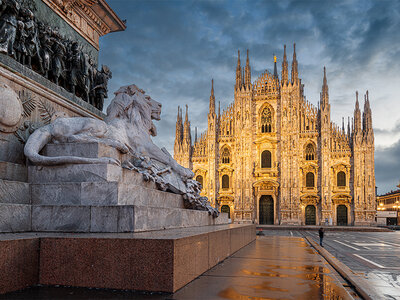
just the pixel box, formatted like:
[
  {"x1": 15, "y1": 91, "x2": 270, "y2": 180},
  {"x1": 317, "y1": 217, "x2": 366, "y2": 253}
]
[
  {"x1": 185, "y1": 104, "x2": 189, "y2": 124},
  {"x1": 245, "y1": 49, "x2": 251, "y2": 88},
  {"x1": 282, "y1": 44, "x2": 288, "y2": 84},
  {"x1": 273, "y1": 54, "x2": 278, "y2": 79},
  {"x1": 362, "y1": 91, "x2": 373, "y2": 134},
  {"x1": 235, "y1": 50, "x2": 242, "y2": 90},
  {"x1": 354, "y1": 91, "x2": 362, "y2": 133},
  {"x1": 183, "y1": 104, "x2": 191, "y2": 147},
  {"x1": 320, "y1": 67, "x2": 329, "y2": 110},
  {"x1": 291, "y1": 43, "x2": 298, "y2": 84},
  {"x1": 209, "y1": 79, "x2": 215, "y2": 114}
]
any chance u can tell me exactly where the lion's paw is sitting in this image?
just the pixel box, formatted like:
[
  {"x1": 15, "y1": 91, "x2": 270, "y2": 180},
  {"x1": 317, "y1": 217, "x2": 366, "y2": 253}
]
[{"x1": 99, "y1": 157, "x2": 121, "y2": 166}]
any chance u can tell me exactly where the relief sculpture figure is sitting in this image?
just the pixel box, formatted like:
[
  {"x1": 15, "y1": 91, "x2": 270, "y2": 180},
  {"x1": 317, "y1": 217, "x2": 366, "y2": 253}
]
[{"x1": 0, "y1": 0, "x2": 19, "y2": 57}]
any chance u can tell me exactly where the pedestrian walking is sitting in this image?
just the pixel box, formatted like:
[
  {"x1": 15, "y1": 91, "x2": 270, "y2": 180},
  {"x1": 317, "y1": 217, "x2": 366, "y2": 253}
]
[{"x1": 319, "y1": 227, "x2": 324, "y2": 247}]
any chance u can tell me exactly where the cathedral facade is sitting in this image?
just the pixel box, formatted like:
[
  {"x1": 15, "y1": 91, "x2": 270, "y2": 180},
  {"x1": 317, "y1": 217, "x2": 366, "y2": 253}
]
[{"x1": 174, "y1": 45, "x2": 376, "y2": 226}]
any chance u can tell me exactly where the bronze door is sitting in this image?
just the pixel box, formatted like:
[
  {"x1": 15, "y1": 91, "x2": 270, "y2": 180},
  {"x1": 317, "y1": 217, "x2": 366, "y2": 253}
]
[
  {"x1": 305, "y1": 205, "x2": 316, "y2": 225},
  {"x1": 259, "y1": 195, "x2": 274, "y2": 225},
  {"x1": 337, "y1": 205, "x2": 348, "y2": 226}
]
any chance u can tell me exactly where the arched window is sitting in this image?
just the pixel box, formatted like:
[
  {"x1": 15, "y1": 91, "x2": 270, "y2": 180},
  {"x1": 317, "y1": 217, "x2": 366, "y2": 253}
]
[
  {"x1": 337, "y1": 171, "x2": 346, "y2": 187},
  {"x1": 305, "y1": 143, "x2": 315, "y2": 160},
  {"x1": 222, "y1": 175, "x2": 229, "y2": 189},
  {"x1": 306, "y1": 172, "x2": 315, "y2": 188},
  {"x1": 261, "y1": 107, "x2": 272, "y2": 133},
  {"x1": 221, "y1": 147, "x2": 230, "y2": 164},
  {"x1": 261, "y1": 150, "x2": 271, "y2": 168},
  {"x1": 196, "y1": 175, "x2": 203, "y2": 186}
]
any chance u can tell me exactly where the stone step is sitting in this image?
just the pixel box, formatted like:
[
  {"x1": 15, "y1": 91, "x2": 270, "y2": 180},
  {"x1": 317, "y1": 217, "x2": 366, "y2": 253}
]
[
  {"x1": 28, "y1": 163, "x2": 122, "y2": 183},
  {"x1": 0, "y1": 179, "x2": 30, "y2": 204},
  {"x1": 0, "y1": 139, "x2": 25, "y2": 164},
  {"x1": 0, "y1": 204, "x2": 31, "y2": 232},
  {"x1": 31, "y1": 205, "x2": 228, "y2": 233},
  {"x1": 31, "y1": 181, "x2": 184, "y2": 208},
  {"x1": 0, "y1": 161, "x2": 27, "y2": 182},
  {"x1": 43, "y1": 142, "x2": 121, "y2": 161}
]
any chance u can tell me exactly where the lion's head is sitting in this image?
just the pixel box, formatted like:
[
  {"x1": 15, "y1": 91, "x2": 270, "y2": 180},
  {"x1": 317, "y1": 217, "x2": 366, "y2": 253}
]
[{"x1": 106, "y1": 84, "x2": 162, "y2": 136}]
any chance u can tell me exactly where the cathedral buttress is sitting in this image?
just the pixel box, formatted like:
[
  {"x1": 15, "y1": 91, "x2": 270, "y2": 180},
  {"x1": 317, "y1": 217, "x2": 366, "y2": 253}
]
[
  {"x1": 319, "y1": 67, "x2": 332, "y2": 223},
  {"x1": 207, "y1": 79, "x2": 219, "y2": 206}
]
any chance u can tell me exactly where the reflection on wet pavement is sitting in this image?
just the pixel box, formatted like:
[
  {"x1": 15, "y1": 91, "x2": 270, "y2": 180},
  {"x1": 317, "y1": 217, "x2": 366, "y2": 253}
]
[
  {"x1": 306, "y1": 230, "x2": 400, "y2": 299},
  {"x1": 173, "y1": 236, "x2": 354, "y2": 299},
  {"x1": 1, "y1": 236, "x2": 356, "y2": 300}
]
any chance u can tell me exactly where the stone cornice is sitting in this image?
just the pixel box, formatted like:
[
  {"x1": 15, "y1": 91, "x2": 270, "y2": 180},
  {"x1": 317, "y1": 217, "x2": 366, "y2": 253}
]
[{"x1": 42, "y1": 0, "x2": 126, "y2": 50}]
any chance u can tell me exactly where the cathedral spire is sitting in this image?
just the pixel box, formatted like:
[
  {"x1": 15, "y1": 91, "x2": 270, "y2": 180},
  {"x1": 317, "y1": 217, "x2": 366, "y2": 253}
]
[
  {"x1": 245, "y1": 49, "x2": 251, "y2": 88},
  {"x1": 354, "y1": 91, "x2": 362, "y2": 133},
  {"x1": 282, "y1": 44, "x2": 288, "y2": 84},
  {"x1": 363, "y1": 90, "x2": 373, "y2": 133},
  {"x1": 174, "y1": 105, "x2": 184, "y2": 155},
  {"x1": 342, "y1": 117, "x2": 345, "y2": 132},
  {"x1": 320, "y1": 67, "x2": 329, "y2": 110},
  {"x1": 273, "y1": 54, "x2": 278, "y2": 79},
  {"x1": 184, "y1": 104, "x2": 189, "y2": 124},
  {"x1": 235, "y1": 50, "x2": 242, "y2": 90},
  {"x1": 209, "y1": 79, "x2": 215, "y2": 114},
  {"x1": 291, "y1": 43, "x2": 298, "y2": 84},
  {"x1": 347, "y1": 117, "x2": 351, "y2": 140}
]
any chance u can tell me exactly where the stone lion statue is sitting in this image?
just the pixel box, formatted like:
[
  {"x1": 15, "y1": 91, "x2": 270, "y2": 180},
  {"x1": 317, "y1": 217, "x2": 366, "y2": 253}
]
[
  {"x1": 24, "y1": 84, "x2": 193, "y2": 180},
  {"x1": 24, "y1": 84, "x2": 218, "y2": 216}
]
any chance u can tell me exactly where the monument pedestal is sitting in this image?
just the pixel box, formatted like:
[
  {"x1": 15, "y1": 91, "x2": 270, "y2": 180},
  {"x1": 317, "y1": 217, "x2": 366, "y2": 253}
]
[
  {"x1": 25, "y1": 142, "x2": 228, "y2": 233},
  {"x1": 0, "y1": 224, "x2": 256, "y2": 294}
]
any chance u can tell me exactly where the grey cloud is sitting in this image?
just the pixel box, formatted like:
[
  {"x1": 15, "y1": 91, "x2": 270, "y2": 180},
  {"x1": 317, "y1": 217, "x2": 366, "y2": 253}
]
[
  {"x1": 100, "y1": 0, "x2": 400, "y2": 193},
  {"x1": 375, "y1": 139, "x2": 400, "y2": 195}
]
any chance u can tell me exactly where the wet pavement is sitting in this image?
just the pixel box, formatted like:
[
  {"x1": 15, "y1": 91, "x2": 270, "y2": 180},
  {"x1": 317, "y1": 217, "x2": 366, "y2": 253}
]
[
  {"x1": 306, "y1": 230, "x2": 400, "y2": 299},
  {"x1": 1, "y1": 235, "x2": 355, "y2": 299},
  {"x1": 173, "y1": 235, "x2": 355, "y2": 299}
]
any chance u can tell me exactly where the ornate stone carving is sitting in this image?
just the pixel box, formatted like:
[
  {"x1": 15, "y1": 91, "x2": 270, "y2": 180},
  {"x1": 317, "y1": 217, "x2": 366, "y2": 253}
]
[
  {"x1": 24, "y1": 84, "x2": 219, "y2": 216},
  {"x1": 42, "y1": 0, "x2": 125, "y2": 50},
  {"x1": 0, "y1": 0, "x2": 113, "y2": 110},
  {"x1": 0, "y1": 83, "x2": 23, "y2": 133}
]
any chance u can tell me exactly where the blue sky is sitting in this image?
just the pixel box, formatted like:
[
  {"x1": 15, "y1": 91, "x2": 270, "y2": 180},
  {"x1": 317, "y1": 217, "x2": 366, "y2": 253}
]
[{"x1": 100, "y1": 0, "x2": 400, "y2": 194}]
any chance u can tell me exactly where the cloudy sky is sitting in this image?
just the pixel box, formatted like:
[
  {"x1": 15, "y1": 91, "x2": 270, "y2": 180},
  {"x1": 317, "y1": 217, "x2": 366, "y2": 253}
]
[{"x1": 100, "y1": 0, "x2": 400, "y2": 195}]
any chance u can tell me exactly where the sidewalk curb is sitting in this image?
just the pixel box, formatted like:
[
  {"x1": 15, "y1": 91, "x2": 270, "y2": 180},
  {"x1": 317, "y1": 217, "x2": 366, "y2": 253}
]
[
  {"x1": 257, "y1": 225, "x2": 391, "y2": 232},
  {"x1": 304, "y1": 236, "x2": 379, "y2": 300}
]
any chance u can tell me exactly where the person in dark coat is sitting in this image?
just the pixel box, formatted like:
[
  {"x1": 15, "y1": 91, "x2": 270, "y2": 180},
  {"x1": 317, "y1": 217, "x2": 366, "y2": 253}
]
[{"x1": 319, "y1": 227, "x2": 324, "y2": 247}]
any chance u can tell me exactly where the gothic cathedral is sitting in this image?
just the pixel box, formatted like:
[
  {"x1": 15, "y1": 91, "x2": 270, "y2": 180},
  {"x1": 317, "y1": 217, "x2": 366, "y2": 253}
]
[{"x1": 174, "y1": 44, "x2": 376, "y2": 226}]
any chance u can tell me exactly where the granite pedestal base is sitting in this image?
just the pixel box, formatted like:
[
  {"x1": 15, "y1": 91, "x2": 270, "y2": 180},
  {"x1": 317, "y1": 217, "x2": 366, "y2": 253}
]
[{"x1": 0, "y1": 224, "x2": 256, "y2": 294}]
